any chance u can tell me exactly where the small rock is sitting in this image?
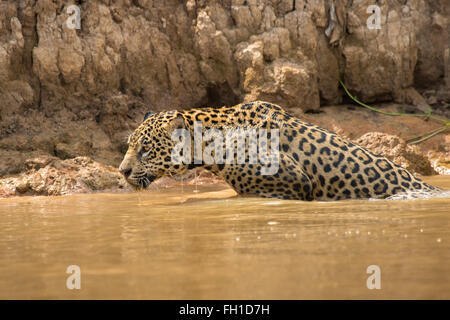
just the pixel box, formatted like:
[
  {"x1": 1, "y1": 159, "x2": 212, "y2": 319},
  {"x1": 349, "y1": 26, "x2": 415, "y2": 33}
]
[
  {"x1": 426, "y1": 95, "x2": 437, "y2": 105},
  {"x1": 15, "y1": 181, "x2": 29, "y2": 194},
  {"x1": 111, "y1": 7, "x2": 124, "y2": 23}
]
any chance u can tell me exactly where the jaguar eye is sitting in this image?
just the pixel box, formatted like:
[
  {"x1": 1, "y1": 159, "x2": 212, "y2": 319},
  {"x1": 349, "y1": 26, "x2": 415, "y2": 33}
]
[{"x1": 139, "y1": 148, "x2": 150, "y2": 158}]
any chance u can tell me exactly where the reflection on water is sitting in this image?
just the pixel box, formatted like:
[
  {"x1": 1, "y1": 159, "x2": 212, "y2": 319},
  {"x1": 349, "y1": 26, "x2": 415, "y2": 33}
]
[{"x1": 0, "y1": 176, "x2": 449, "y2": 299}]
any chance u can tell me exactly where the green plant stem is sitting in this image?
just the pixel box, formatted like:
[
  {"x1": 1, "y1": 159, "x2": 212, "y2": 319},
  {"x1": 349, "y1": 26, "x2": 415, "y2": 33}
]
[
  {"x1": 339, "y1": 80, "x2": 449, "y2": 125},
  {"x1": 339, "y1": 79, "x2": 450, "y2": 145},
  {"x1": 408, "y1": 126, "x2": 449, "y2": 145}
]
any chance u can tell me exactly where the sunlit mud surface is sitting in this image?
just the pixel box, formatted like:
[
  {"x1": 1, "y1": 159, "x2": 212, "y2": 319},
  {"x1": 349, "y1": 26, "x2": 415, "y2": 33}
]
[{"x1": 0, "y1": 176, "x2": 449, "y2": 299}]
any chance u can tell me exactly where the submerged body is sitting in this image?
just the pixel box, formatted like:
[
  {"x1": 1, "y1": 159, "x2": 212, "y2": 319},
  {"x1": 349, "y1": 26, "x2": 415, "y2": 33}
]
[{"x1": 120, "y1": 101, "x2": 436, "y2": 201}]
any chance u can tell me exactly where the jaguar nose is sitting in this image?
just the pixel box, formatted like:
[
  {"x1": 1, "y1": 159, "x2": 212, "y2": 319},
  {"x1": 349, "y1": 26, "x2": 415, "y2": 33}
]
[{"x1": 120, "y1": 168, "x2": 132, "y2": 178}]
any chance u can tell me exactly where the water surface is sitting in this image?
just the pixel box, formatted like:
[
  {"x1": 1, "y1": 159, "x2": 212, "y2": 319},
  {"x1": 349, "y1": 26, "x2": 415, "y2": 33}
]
[{"x1": 0, "y1": 176, "x2": 449, "y2": 299}]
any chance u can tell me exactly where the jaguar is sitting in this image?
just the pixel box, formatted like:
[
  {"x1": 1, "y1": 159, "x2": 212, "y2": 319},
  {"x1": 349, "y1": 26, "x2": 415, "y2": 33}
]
[{"x1": 119, "y1": 101, "x2": 437, "y2": 200}]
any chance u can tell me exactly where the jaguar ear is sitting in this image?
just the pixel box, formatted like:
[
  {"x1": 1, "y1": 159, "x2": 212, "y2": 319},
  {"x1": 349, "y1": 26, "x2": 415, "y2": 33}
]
[
  {"x1": 171, "y1": 114, "x2": 186, "y2": 130},
  {"x1": 143, "y1": 111, "x2": 155, "y2": 121}
]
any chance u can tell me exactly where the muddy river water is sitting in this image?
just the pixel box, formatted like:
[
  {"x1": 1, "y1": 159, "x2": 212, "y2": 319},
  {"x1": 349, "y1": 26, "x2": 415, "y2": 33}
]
[{"x1": 0, "y1": 176, "x2": 449, "y2": 299}]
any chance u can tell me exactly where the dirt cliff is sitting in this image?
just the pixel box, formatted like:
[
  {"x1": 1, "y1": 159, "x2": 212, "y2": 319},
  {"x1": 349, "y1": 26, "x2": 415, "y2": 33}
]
[{"x1": 0, "y1": 1, "x2": 449, "y2": 194}]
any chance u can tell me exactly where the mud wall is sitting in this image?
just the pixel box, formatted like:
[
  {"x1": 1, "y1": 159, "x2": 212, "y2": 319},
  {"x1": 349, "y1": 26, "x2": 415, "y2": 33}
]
[{"x1": 0, "y1": 0, "x2": 449, "y2": 175}]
